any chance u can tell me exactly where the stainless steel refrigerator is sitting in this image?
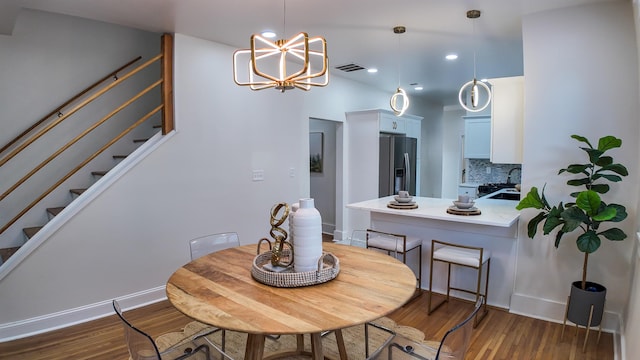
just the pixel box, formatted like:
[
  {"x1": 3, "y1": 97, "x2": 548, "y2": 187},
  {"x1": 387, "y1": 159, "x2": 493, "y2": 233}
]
[{"x1": 379, "y1": 134, "x2": 417, "y2": 197}]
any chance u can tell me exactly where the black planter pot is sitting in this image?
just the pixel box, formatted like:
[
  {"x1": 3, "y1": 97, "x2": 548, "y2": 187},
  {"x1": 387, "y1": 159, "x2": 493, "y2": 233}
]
[{"x1": 567, "y1": 281, "x2": 606, "y2": 327}]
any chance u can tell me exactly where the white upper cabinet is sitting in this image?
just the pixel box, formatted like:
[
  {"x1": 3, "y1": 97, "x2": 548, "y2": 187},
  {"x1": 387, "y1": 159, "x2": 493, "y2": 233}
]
[
  {"x1": 379, "y1": 112, "x2": 406, "y2": 134},
  {"x1": 464, "y1": 116, "x2": 491, "y2": 159},
  {"x1": 489, "y1": 76, "x2": 524, "y2": 164}
]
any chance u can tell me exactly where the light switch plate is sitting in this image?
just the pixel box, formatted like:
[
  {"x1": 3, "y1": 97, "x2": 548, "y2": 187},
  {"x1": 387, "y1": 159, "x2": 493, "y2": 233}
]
[{"x1": 252, "y1": 169, "x2": 264, "y2": 181}]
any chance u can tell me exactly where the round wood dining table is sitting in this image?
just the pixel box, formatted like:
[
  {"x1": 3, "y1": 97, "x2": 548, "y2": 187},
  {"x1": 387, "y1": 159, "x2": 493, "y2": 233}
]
[{"x1": 166, "y1": 242, "x2": 417, "y2": 360}]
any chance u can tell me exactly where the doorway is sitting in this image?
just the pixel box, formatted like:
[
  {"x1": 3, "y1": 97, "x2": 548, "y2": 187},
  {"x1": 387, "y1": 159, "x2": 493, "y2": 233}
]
[{"x1": 309, "y1": 118, "x2": 338, "y2": 240}]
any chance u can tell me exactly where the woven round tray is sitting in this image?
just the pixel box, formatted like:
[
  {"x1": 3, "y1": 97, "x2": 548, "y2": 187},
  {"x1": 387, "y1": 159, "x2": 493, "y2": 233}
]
[{"x1": 251, "y1": 251, "x2": 340, "y2": 288}]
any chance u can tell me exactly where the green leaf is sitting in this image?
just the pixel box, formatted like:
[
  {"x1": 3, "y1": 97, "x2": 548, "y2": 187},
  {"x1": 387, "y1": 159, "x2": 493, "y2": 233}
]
[
  {"x1": 592, "y1": 206, "x2": 616, "y2": 222},
  {"x1": 607, "y1": 204, "x2": 627, "y2": 222},
  {"x1": 543, "y1": 204, "x2": 565, "y2": 234},
  {"x1": 592, "y1": 174, "x2": 622, "y2": 182},
  {"x1": 526, "y1": 212, "x2": 547, "y2": 238},
  {"x1": 571, "y1": 134, "x2": 592, "y2": 148},
  {"x1": 561, "y1": 164, "x2": 590, "y2": 174},
  {"x1": 576, "y1": 231, "x2": 601, "y2": 253},
  {"x1": 576, "y1": 191, "x2": 601, "y2": 215},
  {"x1": 567, "y1": 178, "x2": 590, "y2": 186},
  {"x1": 516, "y1": 187, "x2": 545, "y2": 210},
  {"x1": 595, "y1": 156, "x2": 613, "y2": 167},
  {"x1": 598, "y1": 228, "x2": 627, "y2": 241},
  {"x1": 554, "y1": 230, "x2": 565, "y2": 248},
  {"x1": 561, "y1": 206, "x2": 588, "y2": 232},
  {"x1": 543, "y1": 212, "x2": 564, "y2": 235},
  {"x1": 584, "y1": 148, "x2": 604, "y2": 164},
  {"x1": 589, "y1": 184, "x2": 610, "y2": 194},
  {"x1": 597, "y1": 135, "x2": 622, "y2": 152},
  {"x1": 601, "y1": 163, "x2": 628, "y2": 176}
]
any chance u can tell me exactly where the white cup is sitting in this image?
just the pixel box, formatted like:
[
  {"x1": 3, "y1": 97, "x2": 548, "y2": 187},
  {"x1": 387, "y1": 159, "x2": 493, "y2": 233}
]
[
  {"x1": 398, "y1": 191, "x2": 410, "y2": 198},
  {"x1": 458, "y1": 194, "x2": 471, "y2": 203}
]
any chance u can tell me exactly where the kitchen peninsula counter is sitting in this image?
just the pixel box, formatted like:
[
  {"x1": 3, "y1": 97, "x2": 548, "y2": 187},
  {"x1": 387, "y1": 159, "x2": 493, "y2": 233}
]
[
  {"x1": 346, "y1": 196, "x2": 521, "y2": 309},
  {"x1": 347, "y1": 196, "x2": 519, "y2": 228}
]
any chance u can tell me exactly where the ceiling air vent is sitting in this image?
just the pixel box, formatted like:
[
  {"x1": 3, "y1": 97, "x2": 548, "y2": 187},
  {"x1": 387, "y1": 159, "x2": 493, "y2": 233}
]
[{"x1": 335, "y1": 63, "x2": 366, "y2": 72}]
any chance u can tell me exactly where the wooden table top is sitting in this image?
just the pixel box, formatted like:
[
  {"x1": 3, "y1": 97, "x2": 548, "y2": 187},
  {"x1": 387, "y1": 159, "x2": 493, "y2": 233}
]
[{"x1": 166, "y1": 242, "x2": 416, "y2": 335}]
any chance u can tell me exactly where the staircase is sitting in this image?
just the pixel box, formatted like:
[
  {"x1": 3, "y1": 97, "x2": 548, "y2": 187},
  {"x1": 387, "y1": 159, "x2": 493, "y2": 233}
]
[
  {"x1": 0, "y1": 34, "x2": 174, "y2": 272},
  {"x1": 0, "y1": 133, "x2": 157, "y2": 265}
]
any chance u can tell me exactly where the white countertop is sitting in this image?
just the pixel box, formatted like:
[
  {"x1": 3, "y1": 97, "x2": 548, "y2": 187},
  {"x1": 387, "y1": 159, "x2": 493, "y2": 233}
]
[{"x1": 346, "y1": 196, "x2": 520, "y2": 227}]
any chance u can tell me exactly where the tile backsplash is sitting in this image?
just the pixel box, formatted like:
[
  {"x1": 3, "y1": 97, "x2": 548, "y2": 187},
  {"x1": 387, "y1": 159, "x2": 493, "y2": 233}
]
[{"x1": 466, "y1": 159, "x2": 521, "y2": 184}]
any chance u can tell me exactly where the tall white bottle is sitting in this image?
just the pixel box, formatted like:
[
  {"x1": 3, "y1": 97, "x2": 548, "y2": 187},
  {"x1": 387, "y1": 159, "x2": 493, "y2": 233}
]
[{"x1": 292, "y1": 198, "x2": 323, "y2": 272}]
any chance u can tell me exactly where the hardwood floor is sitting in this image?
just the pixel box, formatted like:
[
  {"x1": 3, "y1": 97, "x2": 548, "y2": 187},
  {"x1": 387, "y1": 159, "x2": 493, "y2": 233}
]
[{"x1": 0, "y1": 292, "x2": 613, "y2": 359}]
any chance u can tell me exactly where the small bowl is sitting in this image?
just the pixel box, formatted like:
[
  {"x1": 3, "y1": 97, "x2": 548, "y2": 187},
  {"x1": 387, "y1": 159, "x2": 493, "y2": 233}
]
[
  {"x1": 394, "y1": 195, "x2": 413, "y2": 203},
  {"x1": 453, "y1": 201, "x2": 475, "y2": 209}
]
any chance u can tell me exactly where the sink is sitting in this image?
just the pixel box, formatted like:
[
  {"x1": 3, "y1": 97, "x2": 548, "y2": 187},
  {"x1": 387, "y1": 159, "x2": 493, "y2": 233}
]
[{"x1": 487, "y1": 192, "x2": 520, "y2": 200}]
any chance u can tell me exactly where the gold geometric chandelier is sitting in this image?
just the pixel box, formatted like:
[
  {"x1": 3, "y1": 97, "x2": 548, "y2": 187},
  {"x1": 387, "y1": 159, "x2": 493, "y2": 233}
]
[
  {"x1": 232, "y1": 1, "x2": 328, "y2": 92},
  {"x1": 458, "y1": 10, "x2": 492, "y2": 112}
]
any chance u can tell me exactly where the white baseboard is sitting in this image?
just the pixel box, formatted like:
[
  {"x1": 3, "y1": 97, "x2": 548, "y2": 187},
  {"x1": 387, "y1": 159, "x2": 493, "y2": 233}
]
[
  {"x1": 509, "y1": 292, "x2": 620, "y2": 333},
  {"x1": 0, "y1": 286, "x2": 166, "y2": 342}
]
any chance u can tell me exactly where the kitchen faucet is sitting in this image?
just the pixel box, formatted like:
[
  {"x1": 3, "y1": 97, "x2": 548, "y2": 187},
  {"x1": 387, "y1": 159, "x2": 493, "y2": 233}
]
[{"x1": 506, "y1": 167, "x2": 521, "y2": 184}]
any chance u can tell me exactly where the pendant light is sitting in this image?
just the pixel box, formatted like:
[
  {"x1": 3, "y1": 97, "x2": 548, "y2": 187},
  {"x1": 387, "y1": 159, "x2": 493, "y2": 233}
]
[
  {"x1": 390, "y1": 26, "x2": 409, "y2": 116},
  {"x1": 232, "y1": 0, "x2": 329, "y2": 92},
  {"x1": 458, "y1": 10, "x2": 491, "y2": 112}
]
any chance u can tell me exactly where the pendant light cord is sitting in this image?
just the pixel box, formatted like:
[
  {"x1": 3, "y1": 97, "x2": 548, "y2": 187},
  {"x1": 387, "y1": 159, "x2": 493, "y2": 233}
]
[
  {"x1": 397, "y1": 34, "x2": 401, "y2": 87},
  {"x1": 282, "y1": 0, "x2": 286, "y2": 37},
  {"x1": 472, "y1": 17, "x2": 477, "y2": 79}
]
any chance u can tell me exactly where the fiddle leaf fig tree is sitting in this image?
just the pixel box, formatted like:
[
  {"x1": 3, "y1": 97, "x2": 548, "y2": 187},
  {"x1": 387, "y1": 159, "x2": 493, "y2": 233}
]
[{"x1": 516, "y1": 135, "x2": 628, "y2": 290}]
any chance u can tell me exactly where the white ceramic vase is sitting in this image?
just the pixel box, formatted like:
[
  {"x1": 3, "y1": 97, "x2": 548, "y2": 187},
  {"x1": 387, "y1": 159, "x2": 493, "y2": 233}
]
[{"x1": 292, "y1": 198, "x2": 322, "y2": 272}]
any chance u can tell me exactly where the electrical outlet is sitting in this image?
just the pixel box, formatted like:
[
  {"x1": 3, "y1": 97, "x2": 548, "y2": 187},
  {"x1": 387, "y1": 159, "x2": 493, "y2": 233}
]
[
  {"x1": 486, "y1": 167, "x2": 491, "y2": 174},
  {"x1": 252, "y1": 169, "x2": 264, "y2": 181},
  {"x1": 289, "y1": 167, "x2": 296, "y2": 178}
]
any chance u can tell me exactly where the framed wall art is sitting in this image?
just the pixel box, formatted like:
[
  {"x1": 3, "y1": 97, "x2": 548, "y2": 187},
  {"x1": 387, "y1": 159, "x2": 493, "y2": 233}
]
[{"x1": 309, "y1": 132, "x2": 323, "y2": 173}]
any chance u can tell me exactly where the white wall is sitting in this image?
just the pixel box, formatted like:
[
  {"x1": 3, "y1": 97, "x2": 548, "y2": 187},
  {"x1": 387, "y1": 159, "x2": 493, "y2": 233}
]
[
  {"x1": 624, "y1": 2, "x2": 640, "y2": 359},
  {"x1": 0, "y1": 22, "x2": 440, "y2": 336},
  {"x1": 414, "y1": 102, "x2": 444, "y2": 198},
  {"x1": 511, "y1": 1, "x2": 639, "y2": 335},
  {"x1": 441, "y1": 107, "x2": 466, "y2": 199}
]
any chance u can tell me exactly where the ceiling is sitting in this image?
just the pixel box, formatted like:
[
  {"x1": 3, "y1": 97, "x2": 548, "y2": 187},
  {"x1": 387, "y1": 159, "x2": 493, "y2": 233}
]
[{"x1": 5, "y1": 0, "x2": 621, "y2": 106}]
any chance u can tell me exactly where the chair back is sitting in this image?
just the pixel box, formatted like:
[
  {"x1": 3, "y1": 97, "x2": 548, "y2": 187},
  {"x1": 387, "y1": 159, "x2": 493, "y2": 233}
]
[
  {"x1": 435, "y1": 296, "x2": 484, "y2": 360},
  {"x1": 365, "y1": 229, "x2": 402, "y2": 258},
  {"x1": 113, "y1": 299, "x2": 162, "y2": 360},
  {"x1": 349, "y1": 229, "x2": 367, "y2": 248},
  {"x1": 189, "y1": 232, "x2": 240, "y2": 260}
]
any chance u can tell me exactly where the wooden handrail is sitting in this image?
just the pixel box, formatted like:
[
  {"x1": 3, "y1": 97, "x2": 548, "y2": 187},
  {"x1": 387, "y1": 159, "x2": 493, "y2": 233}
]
[
  {"x1": 0, "y1": 56, "x2": 142, "y2": 155},
  {"x1": 0, "y1": 33, "x2": 175, "y2": 238},
  {"x1": 161, "y1": 34, "x2": 174, "y2": 135},
  {"x1": 0, "y1": 105, "x2": 163, "y2": 235},
  {"x1": 0, "y1": 54, "x2": 162, "y2": 168},
  {"x1": 0, "y1": 79, "x2": 163, "y2": 202}
]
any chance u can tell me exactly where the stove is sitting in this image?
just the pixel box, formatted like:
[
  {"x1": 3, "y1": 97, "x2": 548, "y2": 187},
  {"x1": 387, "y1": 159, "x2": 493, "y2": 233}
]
[{"x1": 477, "y1": 183, "x2": 515, "y2": 197}]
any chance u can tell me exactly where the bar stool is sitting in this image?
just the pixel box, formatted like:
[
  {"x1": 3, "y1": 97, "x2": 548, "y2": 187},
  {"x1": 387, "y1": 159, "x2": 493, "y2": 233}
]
[
  {"x1": 428, "y1": 239, "x2": 490, "y2": 327},
  {"x1": 365, "y1": 229, "x2": 422, "y2": 299}
]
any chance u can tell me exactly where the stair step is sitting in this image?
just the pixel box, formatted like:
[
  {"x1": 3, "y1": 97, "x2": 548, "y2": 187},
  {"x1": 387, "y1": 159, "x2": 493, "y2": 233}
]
[
  {"x1": 0, "y1": 247, "x2": 21, "y2": 263},
  {"x1": 47, "y1": 207, "x2": 65, "y2": 217},
  {"x1": 91, "y1": 170, "x2": 108, "y2": 176},
  {"x1": 70, "y1": 188, "x2": 86, "y2": 196},
  {"x1": 23, "y1": 226, "x2": 42, "y2": 239},
  {"x1": 133, "y1": 138, "x2": 148, "y2": 143}
]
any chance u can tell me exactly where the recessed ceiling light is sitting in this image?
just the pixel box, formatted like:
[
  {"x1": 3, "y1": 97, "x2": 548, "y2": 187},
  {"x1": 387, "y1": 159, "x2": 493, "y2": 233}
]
[
  {"x1": 261, "y1": 31, "x2": 276, "y2": 38},
  {"x1": 445, "y1": 54, "x2": 458, "y2": 60},
  {"x1": 367, "y1": 68, "x2": 378, "y2": 73},
  {"x1": 414, "y1": 86, "x2": 423, "y2": 91},
  {"x1": 480, "y1": 78, "x2": 489, "y2": 82}
]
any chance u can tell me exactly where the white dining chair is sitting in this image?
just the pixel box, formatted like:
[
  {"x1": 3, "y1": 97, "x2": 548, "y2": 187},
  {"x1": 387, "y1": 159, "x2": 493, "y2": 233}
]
[
  {"x1": 188, "y1": 232, "x2": 241, "y2": 352},
  {"x1": 189, "y1": 232, "x2": 240, "y2": 260}
]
